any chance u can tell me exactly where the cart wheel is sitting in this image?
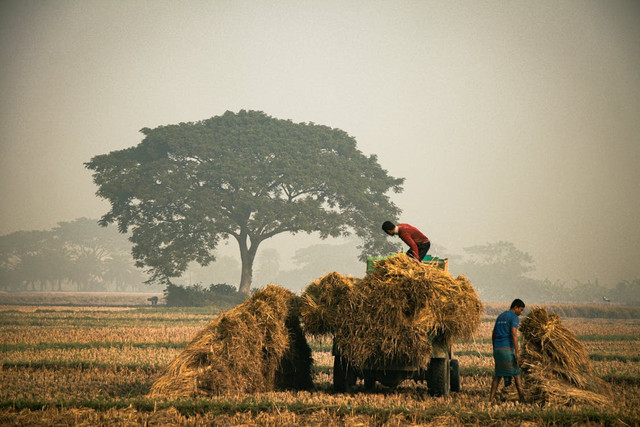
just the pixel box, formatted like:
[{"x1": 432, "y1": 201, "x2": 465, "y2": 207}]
[
  {"x1": 450, "y1": 359, "x2": 460, "y2": 392},
  {"x1": 333, "y1": 356, "x2": 346, "y2": 392},
  {"x1": 333, "y1": 356, "x2": 355, "y2": 392},
  {"x1": 427, "y1": 357, "x2": 450, "y2": 397}
]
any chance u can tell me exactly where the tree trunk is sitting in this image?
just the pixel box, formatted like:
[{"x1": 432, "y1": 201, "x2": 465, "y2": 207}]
[{"x1": 237, "y1": 232, "x2": 260, "y2": 295}]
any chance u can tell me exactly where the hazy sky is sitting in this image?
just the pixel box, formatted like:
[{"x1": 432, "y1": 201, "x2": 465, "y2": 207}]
[{"x1": 1, "y1": 0, "x2": 639, "y2": 285}]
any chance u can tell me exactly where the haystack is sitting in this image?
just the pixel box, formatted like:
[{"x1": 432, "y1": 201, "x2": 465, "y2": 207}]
[
  {"x1": 517, "y1": 307, "x2": 612, "y2": 405},
  {"x1": 300, "y1": 272, "x2": 358, "y2": 336},
  {"x1": 301, "y1": 253, "x2": 482, "y2": 369},
  {"x1": 150, "y1": 285, "x2": 313, "y2": 398}
]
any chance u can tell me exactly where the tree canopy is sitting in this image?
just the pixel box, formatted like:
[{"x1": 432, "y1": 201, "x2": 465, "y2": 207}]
[{"x1": 85, "y1": 110, "x2": 403, "y2": 293}]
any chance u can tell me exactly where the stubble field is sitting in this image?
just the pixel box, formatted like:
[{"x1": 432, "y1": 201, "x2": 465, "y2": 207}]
[{"x1": 0, "y1": 297, "x2": 639, "y2": 426}]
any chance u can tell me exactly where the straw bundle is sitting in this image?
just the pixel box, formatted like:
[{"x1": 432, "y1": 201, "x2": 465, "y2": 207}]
[
  {"x1": 149, "y1": 285, "x2": 312, "y2": 398},
  {"x1": 518, "y1": 307, "x2": 611, "y2": 406},
  {"x1": 300, "y1": 253, "x2": 482, "y2": 369},
  {"x1": 300, "y1": 272, "x2": 358, "y2": 335}
]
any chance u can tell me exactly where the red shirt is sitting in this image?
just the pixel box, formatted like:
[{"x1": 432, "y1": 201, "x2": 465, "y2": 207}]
[{"x1": 397, "y1": 223, "x2": 429, "y2": 257}]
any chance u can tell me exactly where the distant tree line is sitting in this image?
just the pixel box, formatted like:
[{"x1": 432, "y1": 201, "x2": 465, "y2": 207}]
[
  {"x1": 0, "y1": 218, "x2": 153, "y2": 292},
  {"x1": 2, "y1": 217, "x2": 637, "y2": 306},
  {"x1": 452, "y1": 241, "x2": 640, "y2": 306},
  {"x1": 253, "y1": 239, "x2": 640, "y2": 306}
]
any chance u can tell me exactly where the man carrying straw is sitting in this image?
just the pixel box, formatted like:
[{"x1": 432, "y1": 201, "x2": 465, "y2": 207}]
[
  {"x1": 489, "y1": 298, "x2": 526, "y2": 402},
  {"x1": 382, "y1": 221, "x2": 430, "y2": 261}
]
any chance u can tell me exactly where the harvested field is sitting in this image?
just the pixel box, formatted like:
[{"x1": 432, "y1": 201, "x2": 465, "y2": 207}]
[
  {"x1": 0, "y1": 292, "x2": 163, "y2": 307},
  {"x1": 1, "y1": 298, "x2": 639, "y2": 425}
]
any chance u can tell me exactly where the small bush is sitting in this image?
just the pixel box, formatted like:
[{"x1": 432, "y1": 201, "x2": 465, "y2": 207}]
[
  {"x1": 208, "y1": 283, "x2": 237, "y2": 296},
  {"x1": 164, "y1": 283, "x2": 246, "y2": 308}
]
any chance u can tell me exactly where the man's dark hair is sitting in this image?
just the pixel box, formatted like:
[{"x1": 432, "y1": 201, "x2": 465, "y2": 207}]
[
  {"x1": 382, "y1": 221, "x2": 395, "y2": 232},
  {"x1": 510, "y1": 298, "x2": 525, "y2": 309}
]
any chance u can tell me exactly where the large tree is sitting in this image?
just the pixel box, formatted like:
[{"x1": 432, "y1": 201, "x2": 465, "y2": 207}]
[{"x1": 86, "y1": 110, "x2": 403, "y2": 293}]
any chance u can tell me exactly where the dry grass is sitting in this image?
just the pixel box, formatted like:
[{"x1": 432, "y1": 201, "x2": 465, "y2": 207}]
[
  {"x1": 0, "y1": 292, "x2": 163, "y2": 307},
  {"x1": 0, "y1": 346, "x2": 179, "y2": 368},
  {"x1": 1, "y1": 325, "x2": 203, "y2": 346},
  {"x1": 0, "y1": 305, "x2": 135, "y2": 312}
]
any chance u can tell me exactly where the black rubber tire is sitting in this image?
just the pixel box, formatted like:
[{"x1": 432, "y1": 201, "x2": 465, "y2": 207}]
[
  {"x1": 450, "y1": 359, "x2": 461, "y2": 393},
  {"x1": 364, "y1": 373, "x2": 376, "y2": 391},
  {"x1": 333, "y1": 356, "x2": 346, "y2": 392},
  {"x1": 346, "y1": 361, "x2": 356, "y2": 389},
  {"x1": 428, "y1": 357, "x2": 450, "y2": 397},
  {"x1": 333, "y1": 357, "x2": 356, "y2": 392}
]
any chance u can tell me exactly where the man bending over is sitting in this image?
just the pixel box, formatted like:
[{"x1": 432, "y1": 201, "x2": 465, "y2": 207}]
[{"x1": 382, "y1": 221, "x2": 430, "y2": 261}]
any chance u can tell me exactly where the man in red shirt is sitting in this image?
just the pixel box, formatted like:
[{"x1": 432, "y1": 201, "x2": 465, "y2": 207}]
[{"x1": 382, "y1": 221, "x2": 431, "y2": 261}]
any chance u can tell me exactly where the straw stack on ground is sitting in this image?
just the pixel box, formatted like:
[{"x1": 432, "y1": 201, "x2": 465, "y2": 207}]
[
  {"x1": 518, "y1": 307, "x2": 611, "y2": 406},
  {"x1": 150, "y1": 285, "x2": 313, "y2": 398},
  {"x1": 301, "y1": 253, "x2": 482, "y2": 369}
]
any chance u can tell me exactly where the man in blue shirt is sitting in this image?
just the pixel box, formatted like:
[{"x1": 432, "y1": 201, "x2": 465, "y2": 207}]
[{"x1": 489, "y1": 298, "x2": 526, "y2": 402}]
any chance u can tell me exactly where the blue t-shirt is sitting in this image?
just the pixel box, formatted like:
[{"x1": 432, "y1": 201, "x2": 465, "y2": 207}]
[{"x1": 493, "y1": 310, "x2": 519, "y2": 348}]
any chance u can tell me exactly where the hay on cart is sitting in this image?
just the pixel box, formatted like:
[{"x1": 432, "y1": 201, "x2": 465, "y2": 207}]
[{"x1": 301, "y1": 253, "x2": 483, "y2": 369}]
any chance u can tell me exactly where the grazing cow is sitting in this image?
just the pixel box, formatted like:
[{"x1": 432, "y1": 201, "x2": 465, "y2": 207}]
[{"x1": 148, "y1": 296, "x2": 159, "y2": 306}]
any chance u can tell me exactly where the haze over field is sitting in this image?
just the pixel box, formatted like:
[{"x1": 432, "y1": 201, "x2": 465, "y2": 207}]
[{"x1": 1, "y1": 0, "x2": 639, "y2": 286}]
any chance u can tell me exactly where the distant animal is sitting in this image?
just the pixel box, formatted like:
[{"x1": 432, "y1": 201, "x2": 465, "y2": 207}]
[
  {"x1": 148, "y1": 296, "x2": 159, "y2": 306},
  {"x1": 602, "y1": 296, "x2": 610, "y2": 303}
]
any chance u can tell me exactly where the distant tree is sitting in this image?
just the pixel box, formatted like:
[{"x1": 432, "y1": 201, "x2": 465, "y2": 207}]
[
  {"x1": 0, "y1": 219, "x2": 145, "y2": 292},
  {"x1": 66, "y1": 248, "x2": 105, "y2": 291},
  {"x1": 456, "y1": 241, "x2": 538, "y2": 301},
  {"x1": 17, "y1": 237, "x2": 69, "y2": 291},
  {"x1": 86, "y1": 110, "x2": 403, "y2": 293},
  {"x1": 611, "y1": 279, "x2": 640, "y2": 305},
  {"x1": 462, "y1": 241, "x2": 534, "y2": 276},
  {"x1": 0, "y1": 231, "x2": 29, "y2": 291},
  {"x1": 291, "y1": 240, "x2": 363, "y2": 275},
  {"x1": 0, "y1": 230, "x2": 52, "y2": 291},
  {"x1": 54, "y1": 218, "x2": 131, "y2": 255},
  {"x1": 273, "y1": 240, "x2": 364, "y2": 291},
  {"x1": 56, "y1": 218, "x2": 146, "y2": 291},
  {"x1": 255, "y1": 248, "x2": 281, "y2": 285},
  {"x1": 182, "y1": 255, "x2": 241, "y2": 288},
  {"x1": 103, "y1": 252, "x2": 146, "y2": 291}
]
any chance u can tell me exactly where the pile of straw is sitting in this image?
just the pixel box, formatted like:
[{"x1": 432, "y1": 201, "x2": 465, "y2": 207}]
[
  {"x1": 150, "y1": 285, "x2": 313, "y2": 398},
  {"x1": 518, "y1": 307, "x2": 611, "y2": 405},
  {"x1": 300, "y1": 272, "x2": 358, "y2": 336},
  {"x1": 301, "y1": 253, "x2": 482, "y2": 369}
]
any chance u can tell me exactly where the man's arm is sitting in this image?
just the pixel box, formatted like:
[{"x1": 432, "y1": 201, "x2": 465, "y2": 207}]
[
  {"x1": 492, "y1": 327, "x2": 496, "y2": 346},
  {"x1": 511, "y1": 326, "x2": 520, "y2": 366}
]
